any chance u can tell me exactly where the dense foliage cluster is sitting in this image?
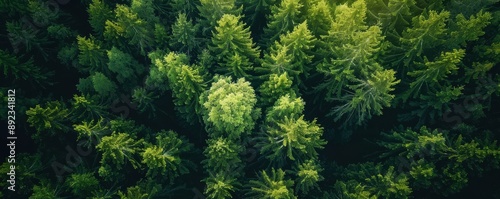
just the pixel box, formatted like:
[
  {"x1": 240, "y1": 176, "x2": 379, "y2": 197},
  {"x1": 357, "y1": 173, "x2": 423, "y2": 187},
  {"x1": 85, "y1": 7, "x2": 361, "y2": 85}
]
[{"x1": 1, "y1": 0, "x2": 499, "y2": 198}]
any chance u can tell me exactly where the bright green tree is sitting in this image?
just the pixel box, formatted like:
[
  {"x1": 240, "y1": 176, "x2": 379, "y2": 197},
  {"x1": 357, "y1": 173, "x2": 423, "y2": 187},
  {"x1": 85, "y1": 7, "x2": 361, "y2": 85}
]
[
  {"x1": 259, "y1": 115, "x2": 326, "y2": 165},
  {"x1": 97, "y1": 132, "x2": 144, "y2": 171},
  {"x1": 260, "y1": 0, "x2": 303, "y2": 47},
  {"x1": 77, "y1": 36, "x2": 107, "y2": 74},
  {"x1": 199, "y1": 76, "x2": 260, "y2": 139},
  {"x1": 26, "y1": 101, "x2": 70, "y2": 135},
  {"x1": 259, "y1": 21, "x2": 316, "y2": 85},
  {"x1": 293, "y1": 159, "x2": 324, "y2": 194},
  {"x1": 258, "y1": 72, "x2": 297, "y2": 108},
  {"x1": 141, "y1": 130, "x2": 193, "y2": 182},
  {"x1": 246, "y1": 168, "x2": 297, "y2": 199},
  {"x1": 330, "y1": 69, "x2": 400, "y2": 127},
  {"x1": 202, "y1": 137, "x2": 243, "y2": 173},
  {"x1": 70, "y1": 94, "x2": 109, "y2": 121},
  {"x1": 204, "y1": 171, "x2": 241, "y2": 199}
]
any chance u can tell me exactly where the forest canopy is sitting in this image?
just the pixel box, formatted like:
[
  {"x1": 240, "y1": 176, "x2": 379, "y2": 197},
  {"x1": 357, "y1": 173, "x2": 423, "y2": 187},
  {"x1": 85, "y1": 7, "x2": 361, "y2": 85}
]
[{"x1": 1, "y1": 0, "x2": 500, "y2": 198}]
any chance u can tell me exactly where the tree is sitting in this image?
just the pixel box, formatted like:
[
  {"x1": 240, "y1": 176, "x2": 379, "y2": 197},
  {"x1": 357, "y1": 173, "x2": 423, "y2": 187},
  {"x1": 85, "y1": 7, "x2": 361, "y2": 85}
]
[
  {"x1": 197, "y1": 0, "x2": 242, "y2": 35},
  {"x1": 260, "y1": 0, "x2": 303, "y2": 47},
  {"x1": 170, "y1": 12, "x2": 199, "y2": 56},
  {"x1": 87, "y1": 0, "x2": 113, "y2": 36},
  {"x1": 148, "y1": 52, "x2": 206, "y2": 124},
  {"x1": 259, "y1": 115, "x2": 326, "y2": 165},
  {"x1": 26, "y1": 101, "x2": 70, "y2": 135},
  {"x1": 117, "y1": 186, "x2": 149, "y2": 199},
  {"x1": 96, "y1": 132, "x2": 144, "y2": 171},
  {"x1": 210, "y1": 14, "x2": 260, "y2": 79},
  {"x1": 259, "y1": 21, "x2": 316, "y2": 86},
  {"x1": 403, "y1": 49, "x2": 465, "y2": 101},
  {"x1": 104, "y1": 4, "x2": 153, "y2": 54},
  {"x1": 264, "y1": 95, "x2": 304, "y2": 125},
  {"x1": 107, "y1": 46, "x2": 144, "y2": 85},
  {"x1": 77, "y1": 35, "x2": 107, "y2": 74},
  {"x1": 258, "y1": 72, "x2": 297, "y2": 108},
  {"x1": 203, "y1": 137, "x2": 243, "y2": 173},
  {"x1": 70, "y1": 94, "x2": 109, "y2": 121},
  {"x1": 0, "y1": 49, "x2": 51, "y2": 86},
  {"x1": 199, "y1": 76, "x2": 260, "y2": 139},
  {"x1": 246, "y1": 168, "x2": 297, "y2": 199},
  {"x1": 141, "y1": 130, "x2": 193, "y2": 182},
  {"x1": 65, "y1": 173, "x2": 99, "y2": 197},
  {"x1": 303, "y1": 0, "x2": 333, "y2": 37},
  {"x1": 292, "y1": 159, "x2": 324, "y2": 194},
  {"x1": 73, "y1": 117, "x2": 110, "y2": 148},
  {"x1": 330, "y1": 69, "x2": 400, "y2": 127},
  {"x1": 204, "y1": 171, "x2": 241, "y2": 199},
  {"x1": 29, "y1": 182, "x2": 61, "y2": 199},
  {"x1": 91, "y1": 72, "x2": 118, "y2": 100}
]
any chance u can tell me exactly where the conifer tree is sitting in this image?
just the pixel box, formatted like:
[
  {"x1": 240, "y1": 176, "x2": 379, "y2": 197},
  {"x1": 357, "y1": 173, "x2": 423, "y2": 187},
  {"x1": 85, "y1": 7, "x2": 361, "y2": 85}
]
[
  {"x1": 97, "y1": 132, "x2": 144, "y2": 171},
  {"x1": 88, "y1": 0, "x2": 113, "y2": 36},
  {"x1": 261, "y1": 0, "x2": 303, "y2": 47},
  {"x1": 77, "y1": 36, "x2": 107, "y2": 74},
  {"x1": 170, "y1": 12, "x2": 199, "y2": 56},
  {"x1": 210, "y1": 14, "x2": 260, "y2": 79},
  {"x1": 246, "y1": 168, "x2": 297, "y2": 199},
  {"x1": 197, "y1": 0, "x2": 242, "y2": 35}
]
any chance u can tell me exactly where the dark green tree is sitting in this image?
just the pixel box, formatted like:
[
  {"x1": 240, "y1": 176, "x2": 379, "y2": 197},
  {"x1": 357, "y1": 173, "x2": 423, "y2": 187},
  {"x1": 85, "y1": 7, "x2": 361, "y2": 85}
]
[{"x1": 260, "y1": 0, "x2": 303, "y2": 47}]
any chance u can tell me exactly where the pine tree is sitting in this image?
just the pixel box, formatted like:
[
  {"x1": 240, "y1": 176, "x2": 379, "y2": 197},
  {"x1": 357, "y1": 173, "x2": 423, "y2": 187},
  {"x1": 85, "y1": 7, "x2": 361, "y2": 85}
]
[
  {"x1": 65, "y1": 173, "x2": 99, "y2": 197},
  {"x1": 204, "y1": 171, "x2": 241, "y2": 199},
  {"x1": 76, "y1": 36, "x2": 107, "y2": 74},
  {"x1": 260, "y1": 0, "x2": 303, "y2": 47},
  {"x1": 26, "y1": 101, "x2": 70, "y2": 135},
  {"x1": 197, "y1": 0, "x2": 242, "y2": 35},
  {"x1": 246, "y1": 168, "x2": 297, "y2": 199},
  {"x1": 97, "y1": 132, "x2": 144, "y2": 170},
  {"x1": 141, "y1": 130, "x2": 193, "y2": 182},
  {"x1": 210, "y1": 14, "x2": 260, "y2": 79},
  {"x1": 258, "y1": 72, "x2": 297, "y2": 108},
  {"x1": 293, "y1": 159, "x2": 324, "y2": 194},
  {"x1": 170, "y1": 12, "x2": 199, "y2": 56},
  {"x1": 87, "y1": 0, "x2": 113, "y2": 36}
]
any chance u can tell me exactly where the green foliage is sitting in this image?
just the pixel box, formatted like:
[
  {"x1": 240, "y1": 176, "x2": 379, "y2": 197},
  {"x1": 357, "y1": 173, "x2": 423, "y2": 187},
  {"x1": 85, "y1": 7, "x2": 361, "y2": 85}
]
[
  {"x1": 97, "y1": 132, "x2": 144, "y2": 171},
  {"x1": 148, "y1": 52, "x2": 206, "y2": 123},
  {"x1": 404, "y1": 49, "x2": 465, "y2": 101},
  {"x1": 171, "y1": 12, "x2": 199, "y2": 55},
  {"x1": 337, "y1": 163, "x2": 412, "y2": 199},
  {"x1": 261, "y1": 0, "x2": 303, "y2": 47},
  {"x1": 330, "y1": 69, "x2": 400, "y2": 126},
  {"x1": 117, "y1": 186, "x2": 149, "y2": 199},
  {"x1": 88, "y1": 0, "x2": 113, "y2": 36},
  {"x1": 91, "y1": 72, "x2": 118, "y2": 99},
  {"x1": 132, "y1": 87, "x2": 158, "y2": 115},
  {"x1": 204, "y1": 171, "x2": 241, "y2": 199},
  {"x1": 448, "y1": 10, "x2": 492, "y2": 48},
  {"x1": 260, "y1": 21, "x2": 316, "y2": 85},
  {"x1": 141, "y1": 130, "x2": 193, "y2": 181},
  {"x1": 378, "y1": 126, "x2": 448, "y2": 159},
  {"x1": 259, "y1": 115, "x2": 326, "y2": 165},
  {"x1": 6, "y1": 20, "x2": 49, "y2": 58},
  {"x1": 104, "y1": 4, "x2": 153, "y2": 54},
  {"x1": 247, "y1": 168, "x2": 297, "y2": 199},
  {"x1": 258, "y1": 73, "x2": 297, "y2": 108},
  {"x1": 203, "y1": 137, "x2": 243, "y2": 173},
  {"x1": 70, "y1": 94, "x2": 109, "y2": 121},
  {"x1": 66, "y1": 173, "x2": 99, "y2": 197},
  {"x1": 265, "y1": 95, "x2": 304, "y2": 125},
  {"x1": 107, "y1": 46, "x2": 143, "y2": 85},
  {"x1": 210, "y1": 14, "x2": 260, "y2": 79},
  {"x1": 197, "y1": 0, "x2": 242, "y2": 34},
  {"x1": 200, "y1": 76, "x2": 260, "y2": 139},
  {"x1": 73, "y1": 118, "x2": 110, "y2": 148},
  {"x1": 330, "y1": 180, "x2": 376, "y2": 199},
  {"x1": 303, "y1": 0, "x2": 333, "y2": 36},
  {"x1": 29, "y1": 183, "x2": 60, "y2": 199},
  {"x1": 77, "y1": 36, "x2": 107, "y2": 73},
  {"x1": 0, "y1": 49, "x2": 51, "y2": 85},
  {"x1": 399, "y1": 10, "x2": 450, "y2": 66},
  {"x1": 293, "y1": 159, "x2": 324, "y2": 194},
  {"x1": 26, "y1": 101, "x2": 70, "y2": 134}
]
